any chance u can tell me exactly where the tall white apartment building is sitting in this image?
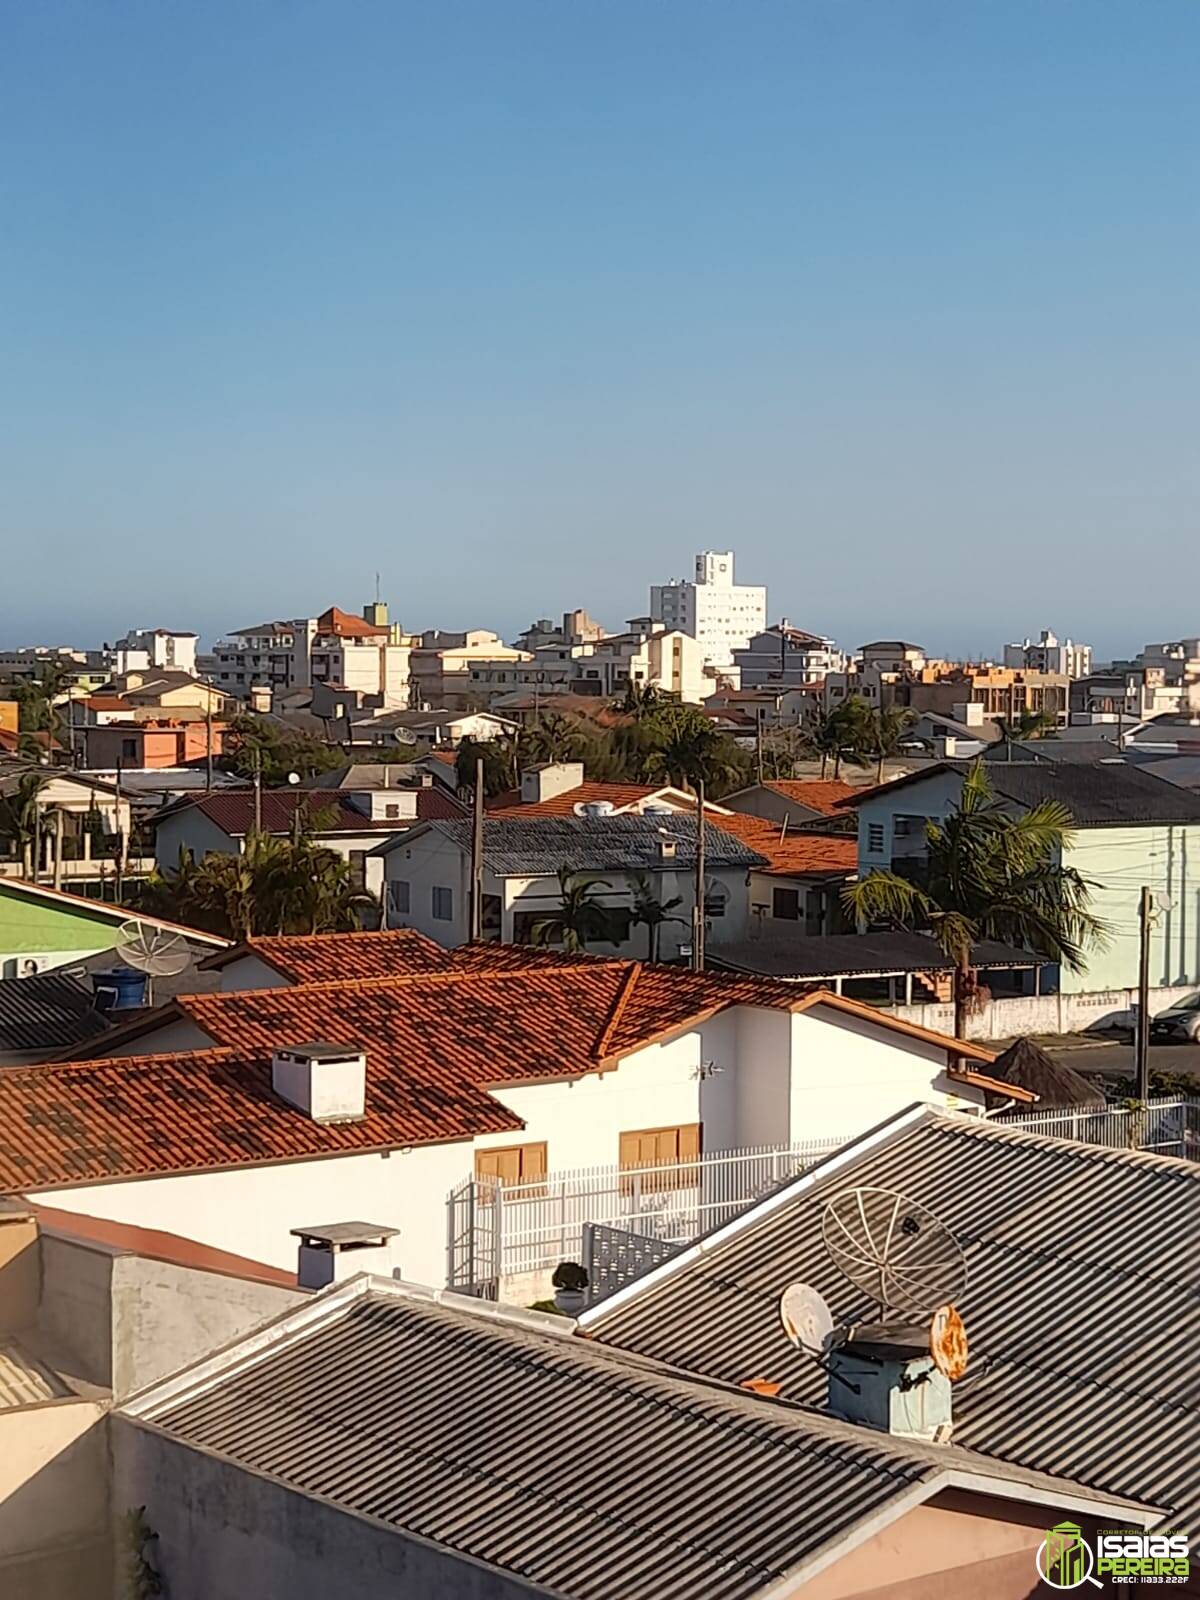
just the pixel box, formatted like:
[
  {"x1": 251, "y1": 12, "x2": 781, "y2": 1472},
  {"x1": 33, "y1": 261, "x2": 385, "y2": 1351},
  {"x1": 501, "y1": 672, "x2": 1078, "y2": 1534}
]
[
  {"x1": 649, "y1": 550, "x2": 767, "y2": 669},
  {"x1": 111, "y1": 628, "x2": 198, "y2": 678},
  {"x1": 1003, "y1": 629, "x2": 1092, "y2": 680}
]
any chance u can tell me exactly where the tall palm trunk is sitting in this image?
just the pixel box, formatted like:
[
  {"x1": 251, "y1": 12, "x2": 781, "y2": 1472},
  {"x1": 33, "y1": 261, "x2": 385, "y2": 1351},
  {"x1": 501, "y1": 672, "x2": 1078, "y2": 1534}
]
[{"x1": 953, "y1": 960, "x2": 971, "y2": 1045}]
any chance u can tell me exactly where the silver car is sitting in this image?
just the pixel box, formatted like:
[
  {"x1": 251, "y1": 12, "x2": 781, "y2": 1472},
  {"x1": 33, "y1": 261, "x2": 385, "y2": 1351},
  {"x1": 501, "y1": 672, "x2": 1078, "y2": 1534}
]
[{"x1": 1151, "y1": 995, "x2": 1200, "y2": 1042}]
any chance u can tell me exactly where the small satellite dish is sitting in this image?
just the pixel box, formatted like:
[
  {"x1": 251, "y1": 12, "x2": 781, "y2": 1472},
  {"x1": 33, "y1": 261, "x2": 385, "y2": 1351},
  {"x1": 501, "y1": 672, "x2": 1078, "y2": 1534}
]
[
  {"x1": 821, "y1": 1186, "x2": 967, "y2": 1320},
  {"x1": 115, "y1": 920, "x2": 193, "y2": 1004},
  {"x1": 780, "y1": 1281, "x2": 835, "y2": 1355},
  {"x1": 929, "y1": 1303, "x2": 969, "y2": 1381}
]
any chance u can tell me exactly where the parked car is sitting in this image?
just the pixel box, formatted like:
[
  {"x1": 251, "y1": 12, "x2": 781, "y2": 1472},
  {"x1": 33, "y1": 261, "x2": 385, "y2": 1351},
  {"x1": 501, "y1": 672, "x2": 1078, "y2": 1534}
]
[{"x1": 1150, "y1": 995, "x2": 1200, "y2": 1043}]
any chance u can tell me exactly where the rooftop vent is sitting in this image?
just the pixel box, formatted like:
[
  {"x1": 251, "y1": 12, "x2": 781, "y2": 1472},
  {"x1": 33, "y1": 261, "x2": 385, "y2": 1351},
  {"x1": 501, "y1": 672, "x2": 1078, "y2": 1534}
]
[
  {"x1": 272, "y1": 1043, "x2": 366, "y2": 1123},
  {"x1": 291, "y1": 1221, "x2": 401, "y2": 1291},
  {"x1": 643, "y1": 800, "x2": 674, "y2": 816},
  {"x1": 658, "y1": 836, "x2": 678, "y2": 861},
  {"x1": 576, "y1": 799, "x2": 615, "y2": 818}
]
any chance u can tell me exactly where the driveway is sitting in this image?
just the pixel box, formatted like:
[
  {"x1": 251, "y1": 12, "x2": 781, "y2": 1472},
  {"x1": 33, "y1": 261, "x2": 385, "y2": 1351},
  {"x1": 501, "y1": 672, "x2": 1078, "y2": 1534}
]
[{"x1": 1045, "y1": 1040, "x2": 1200, "y2": 1082}]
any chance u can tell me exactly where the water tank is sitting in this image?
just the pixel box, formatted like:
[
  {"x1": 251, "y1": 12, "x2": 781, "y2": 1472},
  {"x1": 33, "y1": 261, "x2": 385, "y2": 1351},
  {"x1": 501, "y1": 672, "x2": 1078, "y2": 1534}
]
[
  {"x1": 577, "y1": 800, "x2": 616, "y2": 818},
  {"x1": 91, "y1": 967, "x2": 149, "y2": 1012}
]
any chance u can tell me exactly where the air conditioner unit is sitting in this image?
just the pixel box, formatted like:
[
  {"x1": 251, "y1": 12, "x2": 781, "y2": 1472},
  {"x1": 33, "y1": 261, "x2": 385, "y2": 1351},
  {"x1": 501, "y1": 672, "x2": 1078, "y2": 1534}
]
[{"x1": 12, "y1": 956, "x2": 53, "y2": 979}]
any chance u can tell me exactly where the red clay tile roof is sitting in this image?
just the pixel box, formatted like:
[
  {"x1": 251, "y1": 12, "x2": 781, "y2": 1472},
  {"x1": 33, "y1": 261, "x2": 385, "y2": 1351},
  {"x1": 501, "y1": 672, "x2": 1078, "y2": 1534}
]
[
  {"x1": 488, "y1": 782, "x2": 662, "y2": 817},
  {"x1": 762, "y1": 780, "x2": 859, "y2": 815},
  {"x1": 217, "y1": 929, "x2": 456, "y2": 982},
  {"x1": 0, "y1": 1044, "x2": 523, "y2": 1192},
  {"x1": 315, "y1": 605, "x2": 390, "y2": 639},
  {"x1": 166, "y1": 787, "x2": 463, "y2": 838},
  {"x1": 708, "y1": 813, "x2": 858, "y2": 878}
]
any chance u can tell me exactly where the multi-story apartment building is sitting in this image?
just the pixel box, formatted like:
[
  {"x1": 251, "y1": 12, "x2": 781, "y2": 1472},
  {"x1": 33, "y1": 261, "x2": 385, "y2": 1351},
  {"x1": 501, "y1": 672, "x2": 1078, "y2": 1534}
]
[
  {"x1": 408, "y1": 630, "x2": 532, "y2": 711},
  {"x1": 650, "y1": 550, "x2": 767, "y2": 669},
  {"x1": 110, "y1": 629, "x2": 198, "y2": 678},
  {"x1": 468, "y1": 622, "x2": 708, "y2": 706},
  {"x1": 733, "y1": 621, "x2": 843, "y2": 687},
  {"x1": 211, "y1": 603, "x2": 411, "y2": 705},
  {"x1": 1003, "y1": 629, "x2": 1092, "y2": 679},
  {"x1": 511, "y1": 609, "x2": 608, "y2": 653}
]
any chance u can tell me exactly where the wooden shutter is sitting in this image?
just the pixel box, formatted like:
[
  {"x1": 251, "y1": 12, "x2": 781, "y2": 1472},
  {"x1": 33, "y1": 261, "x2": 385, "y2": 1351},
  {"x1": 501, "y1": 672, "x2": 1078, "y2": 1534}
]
[
  {"x1": 474, "y1": 1142, "x2": 547, "y2": 1195},
  {"x1": 620, "y1": 1124, "x2": 701, "y2": 1191}
]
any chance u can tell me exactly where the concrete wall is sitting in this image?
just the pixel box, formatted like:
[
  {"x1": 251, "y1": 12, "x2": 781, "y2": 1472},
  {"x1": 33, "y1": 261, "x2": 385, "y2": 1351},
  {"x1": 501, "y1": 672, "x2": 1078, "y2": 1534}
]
[
  {"x1": 0, "y1": 1208, "x2": 40, "y2": 1334},
  {"x1": 888, "y1": 981, "x2": 1200, "y2": 1040},
  {"x1": 733, "y1": 1006, "x2": 793, "y2": 1147},
  {"x1": 0, "y1": 1400, "x2": 109, "y2": 1576},
  {"x1": 112, "y1": 1420, "x2": 555, "y2": 1600},
  {"x1": 1063, "y1": 824, "x2": 1200, "y2": 994}
]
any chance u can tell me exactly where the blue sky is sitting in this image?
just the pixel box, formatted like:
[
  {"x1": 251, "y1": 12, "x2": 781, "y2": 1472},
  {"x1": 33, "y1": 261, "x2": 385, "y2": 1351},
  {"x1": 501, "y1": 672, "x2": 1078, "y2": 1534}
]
[{"x1": 1, "y1": 1, "x2": 1197, "y2": 659}]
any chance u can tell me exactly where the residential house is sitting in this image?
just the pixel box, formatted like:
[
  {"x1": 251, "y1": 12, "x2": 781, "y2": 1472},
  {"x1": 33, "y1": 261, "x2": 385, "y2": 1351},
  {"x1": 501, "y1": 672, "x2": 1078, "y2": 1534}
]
[
  {"x1": 17, "y1": 937, "x2": 1019, "y2": 1288},
  {"x1": 153, "y1": 784, "x2": 465, "y2": 896},
  {"x1": 111, "y1": 1270, "x2": 1152, "y2": 1600},
  {"x1": 722, "y1": 778, "x2": 860, "y2": 826},
  {"x1": 349, "y1": 707, "x2": 518, "y2": 751},
  {"x1": 707, "y1": 811, "x2": 858, "y2": 936},
  {"x1": 732, "y1": 620, "x2": 845, "y2": 687},
  {"x1": 375, "y1": 812, "x2": 765, "y2": 954},
  {"x1": 80, "y1": 717, "x2": 228, "y2": 771},
  {"x1": 580, "y1": 1102, "x2": 1200, "y2": 1544},
  {"x1": 0, "y1": 765, "x2": 145, "y2": 890},
  {"x1": 95, "y1": 670, "x2": 234, "y2": 718},
  {"x1": 0, "y1": 875, "x2": 226, "y2": 979},
  {"x1": 408, "y1": 629, "x2": 531, "y2": 711},
  {"x1": 485, "y1": 759, "x2": 729, "y2": 819},
  {"x1": 649, "y1": 549, "x2": 767, "y2": 670},
  {"x1": 512, "y1": 608, "x2": 608, "y2": 652},
  {"x1": 846, "y1": 761, "x2": 1200, "y2": 1004}
]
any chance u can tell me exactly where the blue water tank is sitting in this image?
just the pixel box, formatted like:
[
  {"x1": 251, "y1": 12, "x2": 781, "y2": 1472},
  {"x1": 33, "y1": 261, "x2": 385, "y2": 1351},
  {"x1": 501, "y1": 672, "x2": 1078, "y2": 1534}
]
[{"x1": 91, "y1": 966, "x2": 148, "y2": 1012}]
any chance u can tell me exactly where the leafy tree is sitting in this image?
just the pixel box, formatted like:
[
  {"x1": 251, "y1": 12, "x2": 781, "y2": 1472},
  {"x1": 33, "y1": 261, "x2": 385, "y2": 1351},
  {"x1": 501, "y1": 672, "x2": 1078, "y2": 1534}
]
[
  {"x1": 812, "y1": 697, "x2": 875, "y2": 778},
  {"x1": 455, "y1": 735, "x2": 518, "y2": 797},
  {"x1": 219, "y1": 714, "x2": 347, "y2": 785},
  {"x1": 629, "y1": 872, "x2": 686, "y2": 961},
  {"x1": 137, "y1": 833, "x2": 372, "y2": 940},
  {"x1": 870, "y1": 704, "x2": 917, "y2": 782},
  {"x1": 843, "y1": 762, "x2": 1106, "y2": 1038},
  {"x1": 0, "y1": 769, "x2": 47, "y2": 875},
  {"x1": 520, "y1": 712, "x2": 589, "y2": 766},
  {"x1": 532, "y1": 868, "x2": 623, "y2": 952},
  {"x1": 638, "y1": 705, "x2": 749, "y2": 795},
  {"x1": 619, "y1": 681, "x2": 668, "y2": 720}
]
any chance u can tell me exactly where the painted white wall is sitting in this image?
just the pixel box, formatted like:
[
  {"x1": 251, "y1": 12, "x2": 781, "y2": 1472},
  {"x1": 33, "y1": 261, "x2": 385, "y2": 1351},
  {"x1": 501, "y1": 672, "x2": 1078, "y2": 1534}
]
[
  {"x1": 732, "y1": 1006, "x2": 794, "y2": 1146},
  {"x1": 1, "y1": 946, "x2": 110, "y2": 979},
  {"x1": 789, "y1": 1007, "x2": 984, "y2": 1139},
  {"x1": 155, "y1": 806, "x2": 237, "y2": 869},
  {"x1": 37, "y1": 1139, "x2": 471, "y2": 1288},
  {"x1": 214, "y1": 953, "x2": 291, "y2": 991},
  {"x1": 1063, "y1": 824, "x2": 1200, "y2": 994},
  {"x1": 382, "y1": 829, "x2": 471, "y2": 946}
]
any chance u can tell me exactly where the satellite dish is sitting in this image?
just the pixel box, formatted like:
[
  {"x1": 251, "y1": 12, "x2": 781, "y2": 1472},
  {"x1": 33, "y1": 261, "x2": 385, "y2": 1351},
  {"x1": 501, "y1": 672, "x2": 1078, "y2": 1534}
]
[
  {"x1": 780, "y1": 1282, "x2": 835, "y2": 1355},
  {"x1": 115, "y1": 920, "x2": 193, "y2": 1004},
  {"x1": 929, "y1": 1303, "x2": 969, "y2": 1381},
  {"x1": 821, "y1": 1186, "x2": 967, "y2": 1320}
]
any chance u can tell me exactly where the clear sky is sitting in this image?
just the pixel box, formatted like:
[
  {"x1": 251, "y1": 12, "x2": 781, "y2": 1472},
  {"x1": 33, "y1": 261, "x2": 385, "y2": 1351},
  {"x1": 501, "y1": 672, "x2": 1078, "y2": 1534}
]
[{"x1": 2, "y1": 1, "x2": 1197, "y2": 659}]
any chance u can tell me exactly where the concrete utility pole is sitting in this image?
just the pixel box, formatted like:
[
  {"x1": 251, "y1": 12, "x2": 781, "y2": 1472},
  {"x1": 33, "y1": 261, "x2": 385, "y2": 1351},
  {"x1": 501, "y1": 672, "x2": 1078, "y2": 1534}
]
[
  {"x1": 253, "y1": 747, "x2": 263, "y2": 837},
  {"x1": 205, "y1": 697, "x2": 214, "y2": 793},
  {"x1": 755, "y1": 708, "x2": 765, "y2": 786},
  {"x1": 692, "y1": 780, "x2": 706, "y2": 973},
  {"x1": 469, "y1": 756, "x2": 485, "y2": 941},
  {"x1": 1136, "y1": 885, "x2": 1152, "y2": 1103}
]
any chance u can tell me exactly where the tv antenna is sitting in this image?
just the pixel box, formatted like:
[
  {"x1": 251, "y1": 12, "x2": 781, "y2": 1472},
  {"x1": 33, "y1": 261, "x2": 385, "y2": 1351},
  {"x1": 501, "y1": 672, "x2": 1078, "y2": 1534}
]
[
  {"x1": 114, "y1": 919, "x2": 193, "y2": 1005},
  {"x1": 820, "y1": 1186, "x2": 967, "y2": 1320}
]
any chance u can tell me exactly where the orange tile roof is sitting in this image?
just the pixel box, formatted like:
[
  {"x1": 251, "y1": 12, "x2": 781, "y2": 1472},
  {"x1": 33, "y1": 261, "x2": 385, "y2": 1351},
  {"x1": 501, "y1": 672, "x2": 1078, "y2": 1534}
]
[
  {"x1": 3, "y1": 952, "x2": 1010, "y2": 1192},
  {"x1": 205, "y1": 929, "x2": 456, "y2": 983},
  {"x1": 488, "y1": 782, "x2": 662, "y2": 817},
  {"x1": 709, "y1": 813, "x2": 858, "y2": 878},
  {"x1": 763, "y1": 780, "x2": 859, "y2": 815},
  {"x1": 316, "y1": 605, "x2": 389, "y2": 639}
]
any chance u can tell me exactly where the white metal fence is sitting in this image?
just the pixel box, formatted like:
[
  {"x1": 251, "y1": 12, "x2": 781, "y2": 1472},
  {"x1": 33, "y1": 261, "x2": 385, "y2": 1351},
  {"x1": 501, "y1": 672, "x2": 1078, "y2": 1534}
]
[
  {"x1": 994, "y1": 1095, "x2": 1200, "y2": 1159},
  {"x1": 447, "y1": 1136, "x2": 846, "y2": 1295}
]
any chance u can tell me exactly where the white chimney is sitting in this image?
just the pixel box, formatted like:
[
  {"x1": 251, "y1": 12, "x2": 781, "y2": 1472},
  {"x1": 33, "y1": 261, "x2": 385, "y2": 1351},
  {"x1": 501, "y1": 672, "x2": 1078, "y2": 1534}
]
[
  {"x1": 291, "y1": 1222, "x2": 401, "y2": 1291},
  {"x1": 521, "y1": 761, "x2": 585, "y2": 804},
  {"x1": 358, "y1": 789, "x2": 418, "y2": 823},
  {"x1": 658, "y1": 837, "x2": 678, "y2": 861},
  {"x1": 951, "y1": 701, "x2": 985, "y2": 728},
  {"x1": 272, "y1": 1043, "x2": 367, "y2": 1122}
]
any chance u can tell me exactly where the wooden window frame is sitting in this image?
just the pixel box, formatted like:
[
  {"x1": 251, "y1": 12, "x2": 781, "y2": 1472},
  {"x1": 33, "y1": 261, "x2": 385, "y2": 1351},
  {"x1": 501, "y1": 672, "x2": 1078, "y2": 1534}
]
[
  {"x1": 619, "y1": 1123, "x2": 702, "y2": 1193},
  {"x1": 474, "y1": 1141, "x2": 548, "y2": 1197}
]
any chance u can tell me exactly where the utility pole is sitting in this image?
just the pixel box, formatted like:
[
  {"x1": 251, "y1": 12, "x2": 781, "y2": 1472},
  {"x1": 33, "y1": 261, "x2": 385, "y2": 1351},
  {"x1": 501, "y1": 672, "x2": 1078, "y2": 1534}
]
[
  {"x1": 52, "y1": 808, "x2": 64, "y2": 892},
  {"x1": 114, "y1": 758, "x2": 125, "y2": 902},
  {"x1": 469, "y1": 756, "x2": 484, "y2": 941},
  {"x1": 1136, "y1": 885, "x2": 1152, "y2": 1103},
  {"x1": 755, "y1": 708, "x2": 765, "y2": 786},
  {"x1": 692, "y1": 780, "x2": 706, "y2": 973},
  {"x1": 205, "y1": 696, "x2": 214, "y2": 792},
  {"x1": 253, "y1": 747, "x2": 263, "y2": 836}
]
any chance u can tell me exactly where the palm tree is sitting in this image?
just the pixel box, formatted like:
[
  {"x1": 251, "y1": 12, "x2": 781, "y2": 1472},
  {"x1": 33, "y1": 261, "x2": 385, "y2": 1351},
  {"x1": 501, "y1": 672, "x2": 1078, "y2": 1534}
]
[
  {"x1": 521, "y1": 712, "x2": 584, "y2": 766},
  {"x1": 843, "y1": 763, "x2": 1106, "y2": 1038},
  {"x1": 813, "y1": 698, "x2": 874, "y2": 779},
  {"x1": 0, "y1": 769, "x2": 47, "y2": 876},
  {"x1": 642, "y1": 720, "x2": 744, "y2": 794},
  {"x1": 532, "y1": 868, "x2": 623, "y2": 952},
  {"x1": 995, "y1": 707, "x2": 1059, "y2": 755},
  {"x1": 629, "y1": 872, "x2": 686, "y2": 961},
  {"x1": 620, "y1": 681, "x2": 666, "y2": 720},
  {"x1": 870, "y1": 705, "x2": 917, "y2": 782},
  {"x1": 455, "y1": 735, "x2": 518, "y2": 798}
]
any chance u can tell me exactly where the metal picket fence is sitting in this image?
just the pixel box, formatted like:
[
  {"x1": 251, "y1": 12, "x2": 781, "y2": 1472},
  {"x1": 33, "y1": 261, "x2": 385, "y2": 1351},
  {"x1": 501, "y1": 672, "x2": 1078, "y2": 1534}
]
[
  {"x1": 994, "y1": 1095, "x2": 1200, "y2": 1159},
  {"x1": 446, "y1": 1136, "x2": 845, "y2": 1296}
]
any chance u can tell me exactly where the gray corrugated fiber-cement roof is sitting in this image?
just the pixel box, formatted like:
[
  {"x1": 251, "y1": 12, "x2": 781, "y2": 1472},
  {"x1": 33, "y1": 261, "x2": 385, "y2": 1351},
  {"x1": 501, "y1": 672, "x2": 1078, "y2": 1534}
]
[
  {"x1": 849, "y1": 759, "x2": 1200, "y2": 825},
  {"x1": 0, "y1": 968, "x2": 111, "y2": 1055},
  {"x1": 386, "y1": 813, "x2": 767, "y2": 875},
  {"x1": 710, "y1": 930, "x2": 1040, "y2": 979},
  {"x1": 134, "y1": 1283, "x2": 1147, "y2": 1600},
  {"x1": 584, "y1": 1107, "x2": 1200, "y2": 1536}
]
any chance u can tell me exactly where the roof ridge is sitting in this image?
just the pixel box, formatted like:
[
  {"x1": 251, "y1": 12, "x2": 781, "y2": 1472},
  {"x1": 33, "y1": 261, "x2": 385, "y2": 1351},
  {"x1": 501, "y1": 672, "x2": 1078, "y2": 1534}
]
[
  {"x1": 0, "y1": 1044, "x2": 240, "y2": 1080},
  {"x1": 592, "y1": 963, "x2": 642, "y2": 1061},
  {"x1": 180, "y1": 965, "x2": 607, "y2": 1002}
]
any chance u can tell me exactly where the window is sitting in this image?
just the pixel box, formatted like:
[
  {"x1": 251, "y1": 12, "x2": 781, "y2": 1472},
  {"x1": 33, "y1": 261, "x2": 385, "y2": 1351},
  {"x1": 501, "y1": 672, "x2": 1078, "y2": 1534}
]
[
  {"x1": 475, "y1": 1142, "x2": 547, "y2": 1196},
  {"x1": 772, "y1": 886, "x2": 800, "y2": 921},
  {"x1": 867, "y1": 822, "x2": 885, "y2": 855},
  {"x1": 432, "y1": 885, "x2": 453, "y2": 921},
  {"x1": 388, "y1": 879, "x2": 411, "y2": 918},
  {"x1": 384, "y1": 802, "x2": 400, "y2": 819},
  {"x1": 121, "y1": 738, "x2": 138, "y2": 759},
  {"x1": 620, "y1": 1124, "x2": 701, "y2": 1190}
]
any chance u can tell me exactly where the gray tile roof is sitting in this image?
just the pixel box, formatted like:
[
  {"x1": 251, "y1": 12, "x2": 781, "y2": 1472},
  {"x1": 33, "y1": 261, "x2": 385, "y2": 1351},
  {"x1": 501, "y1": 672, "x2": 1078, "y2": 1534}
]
[
  {"x1": 0, "y1": 969, "x2": 110, "y2": 1056},
  {"x1": 585, "y1": 1107, "x2": 1200, "y2": 1535},
  {"x1": 387, "y1": 814, "x2": 767, "y2": 875},
  {"x1": 849, "y1": 760, "x2": 1200, "y2": 825},
  {"x1": 709, "y1": 930, "x2": 1041, "y2": 979},
  {"x1": 137, "y1": 1284, "x2": 1145, "y2": 1599}
]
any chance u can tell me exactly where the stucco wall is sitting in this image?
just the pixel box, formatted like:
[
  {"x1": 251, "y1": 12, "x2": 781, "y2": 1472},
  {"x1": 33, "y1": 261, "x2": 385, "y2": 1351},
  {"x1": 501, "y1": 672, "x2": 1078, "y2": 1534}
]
[
  {"x1": 733, "y1": 1007, "x2": 794, "y2": 1146},
  {"x1": 112, "y1": 1420, "x2": 556, "y2": 1600},
  {"x1": 789, "y1": 1008, "x2": 983, "y2": 1140},
  {"x1": 383, "y1": 828, "x2": 472, "y2": 945},
  {"x1": 0, "y1": 1400, "x2": 109, "y2": 1564},
  {"x1": 37, "y1": 1140, "x2": 472, "y2": 1289},
  {"x1": 1064, "y1": 824, "x2": 1200, "y2": 994}
]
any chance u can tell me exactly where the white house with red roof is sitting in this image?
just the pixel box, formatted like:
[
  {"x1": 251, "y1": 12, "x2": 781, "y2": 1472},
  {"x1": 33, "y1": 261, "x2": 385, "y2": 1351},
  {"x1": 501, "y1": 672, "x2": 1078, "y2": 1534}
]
[{"x1": 10, "y1": 935, "x2": 1029, "y2": 1295}]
